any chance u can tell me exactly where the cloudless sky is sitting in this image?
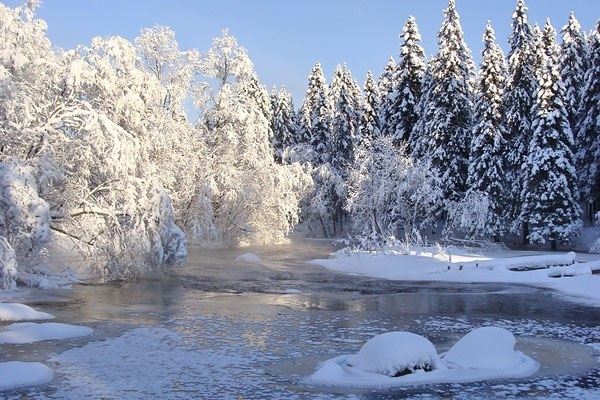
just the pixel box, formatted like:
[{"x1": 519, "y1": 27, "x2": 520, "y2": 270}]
[{"x1": 3, "y1": 0, "x2": 600, "y2": 104}]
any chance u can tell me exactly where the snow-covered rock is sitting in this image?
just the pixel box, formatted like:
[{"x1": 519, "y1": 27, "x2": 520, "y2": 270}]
[
  {"x1": 235, "y1": 253, "x2": 262, "y2": 263},
  {"x1": 346, "y1": 331, "x2": 440, "y2": 376},
  {"x1": 0, "y1": 303, "x2": 55, "y2": 322},
  {"x1": 442, "y1": 327, "x2": 530, "y2": 371}
]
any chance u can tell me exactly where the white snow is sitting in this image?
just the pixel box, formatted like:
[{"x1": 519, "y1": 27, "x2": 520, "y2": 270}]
[
  {"x1": 235, "y1": 252, "x2": 262, "y2": 263},
  {"x1": 306, "y1": 327, "x2": 539, "y2": 388},
  {"x1": 346, "y1": 331, "x2": 440, "y2": 376},
  {"x1": 442, "y1": 327, "x2": 533, "y2": 372},
  {"x1": 0, "y1": 303, "x2": 55, "y2": 322},
  {"x1": 310, "y1": 247, "x2": 600, "y2": 305},
  {"x1": 0, "y1": 361, "x2": 54, "y2": 391},
  {"x1": 0, "y1": 322, "x2": 93, "y2": 344}
]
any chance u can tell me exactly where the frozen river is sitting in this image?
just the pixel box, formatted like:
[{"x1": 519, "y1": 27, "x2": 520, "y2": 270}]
[{"x1": 3, "y1": 239, "x2": 600, "y2": 399}]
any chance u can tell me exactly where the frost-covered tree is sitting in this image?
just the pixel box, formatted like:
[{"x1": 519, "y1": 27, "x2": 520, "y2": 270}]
[
  {"x1": 467, "y1": 22, "x2": 508, "y2": 240},
  {"x1": 521, "y1": 20, "x2": 581, "y2": 250},
  {"x1": 560, "y1": 13, "x2": 588, "y2": 133},
  {"x1": 384, "y1": 16, "x2": 426, "y2": 150},
  {"x1": 346, "y1": 136, "x2": 441, "y2": 248},
  {"x1": 346, "y1": 136, "x2": 409, "y2": 247},
  {"x1": 360, "y1": 70, "x2": 381, "y2": 141},
  {"x1": 502, "y1": 0, "x2": 539, "y2": 240},
  {"x1": 298, "y1": 62, "x2": 333, "y2": 163},
  {"x1": 576, "y1": 21, "x2": 600, "y2": 214},
  {"x1": 0, "y1": 3, "x2": 191, "y2": 282},
  {"x1": 410, "y1": 0, "x2": 474, "y2": 204},
  {"x1": 270, "y1": 86, "x2": 298, "y2": 162},
  {"x1": 198, "y1": 31, "x2": 311, "y2": 245},
  {"x1": 133, "y1": 25, "x2": 208, "y2": 232},
  {"x1": 0, "y1": 161, "x2": 50, "y2": 286}
]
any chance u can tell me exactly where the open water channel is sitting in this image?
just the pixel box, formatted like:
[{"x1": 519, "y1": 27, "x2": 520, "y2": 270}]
[{"x1": 2, "y1": 239, "x2": 600, "y2": 399}]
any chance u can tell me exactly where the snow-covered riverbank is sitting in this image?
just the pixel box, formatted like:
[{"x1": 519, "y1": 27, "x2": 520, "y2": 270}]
[{"x1": 310, "y1": 247, "x2": 600, "y2": 306}]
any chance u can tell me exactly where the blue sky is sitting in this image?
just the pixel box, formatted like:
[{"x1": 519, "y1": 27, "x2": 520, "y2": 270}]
[{"x1": 4, "y1": 0, "x2": 600, "y2": 104}]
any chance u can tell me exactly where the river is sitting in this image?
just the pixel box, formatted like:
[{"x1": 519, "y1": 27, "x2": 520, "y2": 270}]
[{"x1": 2, "y1": 239, "x2": 600, "y2": 399}]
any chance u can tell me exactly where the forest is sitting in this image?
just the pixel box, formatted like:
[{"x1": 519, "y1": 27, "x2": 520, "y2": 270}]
[{"x1": 0, "y1": 0, "x2": 599, "y2": 288}]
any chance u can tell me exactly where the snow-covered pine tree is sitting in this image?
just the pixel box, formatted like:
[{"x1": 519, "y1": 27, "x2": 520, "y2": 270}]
[
  {"x1": 409, "y1": 0, "x2": 474, "y2": 205},
  {"x1": 329, "y1": 64, "x2": 362, "y2": 234},
  {"x1": 270, "y1": 86, "x2": 298, "y2": 163},
  {"x1": 330, "y1": 64, "x2": 362, "y2": 173},
  {"x1": 409, "y1": 66, "x2": 433, "y2": 161},
  {"x1": 502, "y1": 0, "x2": 538, "y2": 242},
  {"x1": 560, "y1": 13, "x2": 588, "y2": 133},
  {"x1": 360, "y1": 70, "x2": 382, "y2": 142},
  {"x1": 576, "y1": 21, "x2": 600, "y2": 219},
  {"x1": 378, "y1": 57, "x2": 396, "y2": 113},
  {"x1": 467, "y1": 22, "x2": 509, "y2": 240},
  {"x1": 521, "y1": 19, "x2": 581, "y2": 250},
  {"x1": 389, "y1": 16, "x2": 426, "y2": 151},
  {"x1": 298, "y1": 62, "x2": 333, "y2": 164}
]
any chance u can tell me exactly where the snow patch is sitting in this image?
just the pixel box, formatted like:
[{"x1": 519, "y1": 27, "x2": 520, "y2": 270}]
[
  {"x1": 0, "y1": 303, "x2": 55, "y2": 322},
  {"x1": 0, "y1": 322, "x2": 93, "y2": 344},
  {"x1": 0, "y1": 361, "x2": 54, "y2": 391}
]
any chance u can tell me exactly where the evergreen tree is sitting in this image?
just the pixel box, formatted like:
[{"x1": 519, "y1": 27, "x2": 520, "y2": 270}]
[
  {"x1": 409, "y1": 0, "x2": 474, "y2": 203},
  {"x1": 521, "y1": 20, "x2": 581, "y2": 250},
  {"x1": 270, "y1": 86, "x2": 298, "y2": 163},
  {"x1": 330, "y1": 64, "x2": 362, "y2": 173},
  {"x1": 560, "y1": 12, "x2": 588, "y2": 132},
  {"x1": 360, "y1": 70, "x2": 382, "y2": 141},
  {"x1": 389, "y1": 16, "x2": 426, "y2": 150},
  {"x1": 502, "y1": 0, "x2": 538, "y2": 240},
  {"x1": 468, "y1": 22, "x2": 508, "y2": 239},
  {"x1": 378, "y1": 57, "x2": 397, "y2": 137},
  {"x1": 298, "y1": 62, "x2": 333, "y2": 164},
  {"x1": 409, "y1": 66, "x2": 433, "y2": 161},
  {"x1": 576, "y1": 21, "x2": 600, "y2": 211}
]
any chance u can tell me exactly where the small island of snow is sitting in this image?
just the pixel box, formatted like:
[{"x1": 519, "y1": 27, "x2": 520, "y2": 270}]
[{"x1": 306, "y1": 327, "x2": 539, "y2": 387}]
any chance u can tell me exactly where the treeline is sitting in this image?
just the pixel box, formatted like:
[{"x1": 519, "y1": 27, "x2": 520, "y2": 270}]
[{"x1": 270, "y1": 0, "x2": 599, "y2": 250}]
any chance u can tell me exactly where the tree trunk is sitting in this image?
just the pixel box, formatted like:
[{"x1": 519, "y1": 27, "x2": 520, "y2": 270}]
[
  {"x1": 522, "y1": 221, "x2": 529, "y2": 245},
  {"x1": 550, "y1": 238, "x2": 557, "y2": 251}
]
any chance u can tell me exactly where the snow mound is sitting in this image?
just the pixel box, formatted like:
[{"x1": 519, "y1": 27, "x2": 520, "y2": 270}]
[
  {"x1": 0, "y1": 303, "x2": 55, "y2": 322},
  {"x1": 235, "y1": 253, "x2": 262, "y2": 263},
  {"x1": 347, "y1": 331, "x2": 439, "y2": 376},
  {"x1": 306, "y1": 328, "x2": 539, "y2": 387},
  {"x1": 0, "y1": 322, "x2": 94, "y2": 344},
  {"x1": 442, "y1": 327, "x2": 533, "y2": 372},
  {"x1": 0, "y1": 361, "x2": 54, "y2": 390}
]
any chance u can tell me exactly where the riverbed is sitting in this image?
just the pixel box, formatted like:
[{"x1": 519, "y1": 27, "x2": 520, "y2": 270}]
[{"x1": 2, "y1": 239, "x2": 599, "y2": 399}]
